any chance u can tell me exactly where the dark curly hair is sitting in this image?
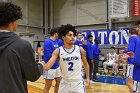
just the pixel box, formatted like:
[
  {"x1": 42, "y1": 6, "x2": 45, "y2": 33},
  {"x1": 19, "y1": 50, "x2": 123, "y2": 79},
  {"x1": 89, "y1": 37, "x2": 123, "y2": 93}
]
[
  {"x1": 0, "y1": 2, "x2": 22, "y2": 26},
  {"x1": 50, "y1": 27, "x2": 59, "y2": 36},
  {"x1": 129, "y1": 28, "x2": 138, "y2": 35},
  {"x1": 135, "y1": 20, "x2": 140, "y2": 25},
  {"x1": 58, "y1": 24, "x2": 77, "y2": 39}
]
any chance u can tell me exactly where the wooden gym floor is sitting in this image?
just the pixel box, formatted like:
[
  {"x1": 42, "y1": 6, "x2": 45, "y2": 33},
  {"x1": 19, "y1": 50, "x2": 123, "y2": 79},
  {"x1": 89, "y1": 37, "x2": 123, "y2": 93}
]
[{"x1": 28, "y1": 76, "x2": 130, "y2": 93}]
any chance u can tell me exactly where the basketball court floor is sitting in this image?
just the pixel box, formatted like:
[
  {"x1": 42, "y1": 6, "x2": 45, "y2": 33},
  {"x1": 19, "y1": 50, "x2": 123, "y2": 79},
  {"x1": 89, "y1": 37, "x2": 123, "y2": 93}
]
[{"x1": 28, "y1": 76, "x2": 130, "y2": 93}]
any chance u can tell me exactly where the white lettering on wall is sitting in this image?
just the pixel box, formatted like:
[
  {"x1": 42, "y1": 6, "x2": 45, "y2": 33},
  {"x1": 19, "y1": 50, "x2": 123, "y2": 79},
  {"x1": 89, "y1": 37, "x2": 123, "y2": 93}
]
[
  {"x1": 109, "y1": 31, "x2": 119, "y2": 44},
  {"x1": 98, "y1": 32, "x2": 107, "y2": 45}
]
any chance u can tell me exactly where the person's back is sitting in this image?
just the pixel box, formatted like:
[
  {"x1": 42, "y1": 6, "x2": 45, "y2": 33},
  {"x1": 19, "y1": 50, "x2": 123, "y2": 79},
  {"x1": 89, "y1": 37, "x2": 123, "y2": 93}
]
[
  {"x1": 58, "y1": 39, "x2": 64, "y2": 46},
  {"x1": 129, "y1": 37, "x2": 140, "y2": 81},
  {"x1": 128, "y1": 35, "x2": 138, "y2": 52},
  {"x1": 0, "y1": 2, "x2": 43, "y2": 93}
]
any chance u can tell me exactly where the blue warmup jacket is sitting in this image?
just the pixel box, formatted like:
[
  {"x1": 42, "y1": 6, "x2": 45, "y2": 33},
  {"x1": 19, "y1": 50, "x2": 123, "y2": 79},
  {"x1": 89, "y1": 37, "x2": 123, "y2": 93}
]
[
  {"x1": 124, "y1": 35, "x2": 139, "y2": 53},
  {"x1": 92, "y1": 44, "x2": 100, "y2": 59},
  {"x1": 84, "y1": 41, "x2": 93, "y2": 60}
]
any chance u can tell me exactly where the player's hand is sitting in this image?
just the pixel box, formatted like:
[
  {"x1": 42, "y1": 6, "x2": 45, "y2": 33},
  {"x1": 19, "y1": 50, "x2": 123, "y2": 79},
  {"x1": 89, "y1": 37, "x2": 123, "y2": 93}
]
[
  {"x1": 127, "y1": 52, "x2": 134, "y2": 58},
  {"x1": 86, "y1": 78, "x2": 91, "y2": 89},
  {"x1": 122, "y1": 55, "x2": 129, "y2": 62},
  {"x1": 83, "y1": 40, "x2": 87, "y2": 45},
  {"x1": 39, "y1": 61, "x2": 45, "y2": 66},
  {"x1": 91, "y1": 60, "x2": 94, "y2": 63}
]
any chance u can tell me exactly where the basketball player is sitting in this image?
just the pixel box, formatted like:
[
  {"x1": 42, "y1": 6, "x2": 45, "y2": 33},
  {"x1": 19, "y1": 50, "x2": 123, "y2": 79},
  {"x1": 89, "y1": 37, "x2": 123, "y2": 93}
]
[
  {"x1": 123, "y1": 28, "x2": 139, "y2": 93},
  {"x1": 43, "y1": 27, "x2": 61, "y2": 93},
  {"x1": 41, "y1": 24, "x2": 90, "y2": 93},
  {"x1": 126, "y1": 40, "x2": 140, "y2": 93},
  {"x1": 103, "y1": 46, "x2": 117, "y2": 75},
  {"x1": 123, "y1": 23, "x2": 140, "y2": 93},
  {"x1": 74, "y1": 32, "x2": 84, "y2": 47}
]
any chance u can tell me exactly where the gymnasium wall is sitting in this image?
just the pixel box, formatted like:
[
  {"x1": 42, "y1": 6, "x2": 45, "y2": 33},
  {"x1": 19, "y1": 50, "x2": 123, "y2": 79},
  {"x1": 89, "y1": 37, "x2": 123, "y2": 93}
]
[
  {"x1": 53, "y1": 0, "x2": 107, "y2": 30},
  {"x1": 11, "y1": 0, "x2": 45, "y2": 48},
  {"x1": 53, "y1": 0, "x2": 140, "y2": 30}
]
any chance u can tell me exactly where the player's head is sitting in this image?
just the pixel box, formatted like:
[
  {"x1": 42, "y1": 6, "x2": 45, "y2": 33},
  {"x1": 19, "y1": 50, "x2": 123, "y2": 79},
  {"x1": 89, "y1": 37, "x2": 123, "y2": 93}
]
[
  {"x1": 119, "y1": 49, "x2": 123, "y2": 55},
  {"x1": 122, "y1": 46, "x2": 127, "y2": 51},
  {"x1": 50, "y1": 27, "x2": 59, "y2": 39},
  {"x1": 94, "y1": 38, "x2": 99, "y2": 44},
  {"x1": 58, "y1": 24, "x2": 76, "y2": 45},
  {"x1": 129, "y1": 28, "x2": 138, "y2": 36},
  {"x1": 0, "y1": 2, "x2": 22, "y2": 32},
  {"x1": 110, "y1": 46, "x2": 115, "y2": 53},
  {"x1": 77, "y1": 32, "x2": 82, "y2": 40},
  {"x1": 87, "y1": 34, "x2": 93, "y2": 42},
  {"x1": 135, "y1": 20, "x2": 140, "y2": 36}
]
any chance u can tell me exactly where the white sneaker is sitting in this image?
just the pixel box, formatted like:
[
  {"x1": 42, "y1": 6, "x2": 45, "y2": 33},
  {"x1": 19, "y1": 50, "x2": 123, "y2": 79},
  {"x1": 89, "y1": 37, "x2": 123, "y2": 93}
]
[{"x1": 90, "y1": 80, "x2": 95, "y2": 83}]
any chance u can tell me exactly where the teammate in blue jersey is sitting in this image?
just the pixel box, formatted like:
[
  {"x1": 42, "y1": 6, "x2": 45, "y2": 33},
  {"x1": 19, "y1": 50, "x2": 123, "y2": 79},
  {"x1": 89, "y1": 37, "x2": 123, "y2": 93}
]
[
  {"x1": 74, "y1": 32, "x2": 84, "y2": 47},
  {"x1": 58, "y1": 38, "x2": 64, "y2": 46},
  {"x1": 123, "y1": 21, "x2": 140, "y2": 93},
  {"x1": 84, "y1": 34, "x2": 94, "y2": 81},
  {"x1": 43, "y1": 27, "x2": 61, "y2": 93},
  {"x1": 127, "y1": 38, "x2": 140, "y2": 93},
  {"x1": 41, "y1": 24, "x2": 90, "y2": 93},
  {"x1": 123, "y1": 28, "x2": 139, "y2": 93}
]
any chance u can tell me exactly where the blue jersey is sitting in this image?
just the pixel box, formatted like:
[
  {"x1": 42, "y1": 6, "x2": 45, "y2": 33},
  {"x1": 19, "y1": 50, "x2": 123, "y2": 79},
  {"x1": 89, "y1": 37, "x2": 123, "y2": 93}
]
[
  {"x1": 125, "y1": 35, "x2": 139, "y2": 53},
  {"x1": 74, "y1": 39, "x2": 85, "y2": 50},
  {"x1": 128, "y1": 37, "x2": 140, "y2": 82},
  {"x1": 74, "y1": 39, "x2": 83, "y2": 46},
  {"x1": 44, "y1": 38, "x2": 59, "y2": 69},
  {"x1": 58, "y1": 39, "x2": 64, "y2": 47}
]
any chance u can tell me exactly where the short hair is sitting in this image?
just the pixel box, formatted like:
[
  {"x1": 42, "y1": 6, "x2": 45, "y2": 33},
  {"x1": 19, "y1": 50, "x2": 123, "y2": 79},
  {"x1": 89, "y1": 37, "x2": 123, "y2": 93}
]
[
  {"x1": 135, "y1": 20, "x2": 140, "y2": 25},
  {"x1": 110, "y1": 46, "x2": 115, "y2": 49},
  {"x1": 94, "y1": 38, "x2": 98, "y2": 42},
  {"x1": 0, "y1": 2, "x2": 22, "y2": 26},
  {"x1": 87, "y1": 34, "x2": 93, "y2": 39},
  {"x1": 58, "y1": 24, "x2": 76, "y2": 39},
  {"x1": 50, "y1": 27, "x2": 59, "y2": 36},
  {"x1": 77, "y1": 32, "x2": 82, "y2": 36},
  {"x1": 129, "y1": 28, "x2": 138, "y2": 35}
]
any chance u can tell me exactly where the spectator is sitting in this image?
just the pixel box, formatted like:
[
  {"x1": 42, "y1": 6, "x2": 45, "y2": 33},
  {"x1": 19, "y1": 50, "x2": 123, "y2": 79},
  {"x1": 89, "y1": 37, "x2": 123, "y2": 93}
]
[{"x1": 0, "y1": 2, "x2": 43, "y2": 93}]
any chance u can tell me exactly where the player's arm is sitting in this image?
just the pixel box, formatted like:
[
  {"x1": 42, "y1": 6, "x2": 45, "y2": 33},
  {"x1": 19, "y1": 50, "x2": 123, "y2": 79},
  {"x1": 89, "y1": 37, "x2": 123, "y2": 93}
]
[
  {"x1": 80, "y1": 47, "x2": 90, "y2": 85},
  {"x1": 126, "y1": 52, "x2": 140, "y2": 66},
  {"x1": 43, "y1": 48, "x2": 59, "y2": 71}
]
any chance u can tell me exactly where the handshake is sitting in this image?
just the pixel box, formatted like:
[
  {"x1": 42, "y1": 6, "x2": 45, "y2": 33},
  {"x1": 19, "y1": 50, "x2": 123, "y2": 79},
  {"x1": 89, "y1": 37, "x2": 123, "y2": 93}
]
[{"x1": 39, "y1": 61, "x2": 46, "y2": 69}]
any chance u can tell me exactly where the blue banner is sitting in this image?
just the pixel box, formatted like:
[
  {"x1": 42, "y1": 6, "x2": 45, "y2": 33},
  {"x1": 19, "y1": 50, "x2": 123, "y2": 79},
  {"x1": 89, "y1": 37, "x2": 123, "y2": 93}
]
[{"x1": 80, "y1": 28, "x2": 129, "y2": 45}]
